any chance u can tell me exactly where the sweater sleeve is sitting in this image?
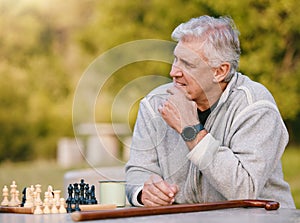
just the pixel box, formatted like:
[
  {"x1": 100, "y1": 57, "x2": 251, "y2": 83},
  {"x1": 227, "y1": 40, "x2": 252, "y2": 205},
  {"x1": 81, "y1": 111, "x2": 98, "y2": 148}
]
[
  {"x1": 187, "y1": 133, "x2": 220, "y2": 169},
  {"x1": 125, "y1": 98, "x2": 163, "y2": 206},
  {"x1": 187, "y1": 101, "x2": 289, "y2": 200}
]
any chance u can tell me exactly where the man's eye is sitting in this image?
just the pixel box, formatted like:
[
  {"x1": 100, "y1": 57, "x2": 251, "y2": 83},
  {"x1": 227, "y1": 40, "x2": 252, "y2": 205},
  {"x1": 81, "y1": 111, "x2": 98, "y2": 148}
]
[{"x1": 184, "y1": 61, "x2": 195, "y2": 68}]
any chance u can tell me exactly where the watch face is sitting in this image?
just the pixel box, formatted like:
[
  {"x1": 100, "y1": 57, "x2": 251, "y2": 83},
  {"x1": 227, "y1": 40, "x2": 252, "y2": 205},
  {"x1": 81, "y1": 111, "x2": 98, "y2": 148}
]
[{"x1": 181, "y1": 126, "x2": 196, "y2": 141}]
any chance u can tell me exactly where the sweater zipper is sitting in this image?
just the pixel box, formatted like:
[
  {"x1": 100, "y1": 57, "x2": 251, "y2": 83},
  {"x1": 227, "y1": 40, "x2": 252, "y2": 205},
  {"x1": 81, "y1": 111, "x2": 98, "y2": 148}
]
[{"x1": 191, "y1": 164, "x2": 199, "y2": 202}]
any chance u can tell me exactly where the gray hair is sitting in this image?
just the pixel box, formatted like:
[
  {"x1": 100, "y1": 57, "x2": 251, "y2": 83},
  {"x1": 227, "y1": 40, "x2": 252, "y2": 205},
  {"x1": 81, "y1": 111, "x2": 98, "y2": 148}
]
[{"x1": 171, "y1": 15, "x2": 241, "y2": 82}]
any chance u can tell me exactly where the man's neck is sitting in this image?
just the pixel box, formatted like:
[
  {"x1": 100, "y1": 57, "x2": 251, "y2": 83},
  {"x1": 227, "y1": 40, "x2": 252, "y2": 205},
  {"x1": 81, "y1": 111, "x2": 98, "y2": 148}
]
[{"x1": 196, "y1": 82, "x2": 228, "y2": 111}]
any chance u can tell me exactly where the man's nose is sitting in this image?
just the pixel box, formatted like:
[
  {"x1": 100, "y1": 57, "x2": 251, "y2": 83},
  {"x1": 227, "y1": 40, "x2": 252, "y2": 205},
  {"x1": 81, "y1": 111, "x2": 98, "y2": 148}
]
[{"x1": 170, "y1": 64, "x2": 182, "y2": 77}]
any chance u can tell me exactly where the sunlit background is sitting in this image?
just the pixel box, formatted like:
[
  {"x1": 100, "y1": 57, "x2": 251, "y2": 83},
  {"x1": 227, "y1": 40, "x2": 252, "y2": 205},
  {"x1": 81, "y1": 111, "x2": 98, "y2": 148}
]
[{"x1": 0, "y1": 0, "x2": 299, "y2": 207}]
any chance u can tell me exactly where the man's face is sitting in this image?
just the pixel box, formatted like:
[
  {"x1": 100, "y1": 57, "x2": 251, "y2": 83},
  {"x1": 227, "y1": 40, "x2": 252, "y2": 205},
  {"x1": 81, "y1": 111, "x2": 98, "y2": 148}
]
[{"x1": 170, "y1": 40, "x2": 215, "y2": 102}]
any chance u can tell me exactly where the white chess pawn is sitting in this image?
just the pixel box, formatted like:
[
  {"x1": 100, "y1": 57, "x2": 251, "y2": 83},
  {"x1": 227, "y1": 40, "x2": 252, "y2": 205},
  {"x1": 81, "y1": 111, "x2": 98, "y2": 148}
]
[
  {"x1": 35, "y1": 184, "x2": 42, "y2": 206},
  {"x1": 33, "y1": 204, "x2": 43, "y2": 215},
  {"x1": 24, "y1": 188, "x2": 34, "y2": 208},
  {"x1": 1, "y1": 185, "x2": 9, "y2": 206},
  {"x1": 59, "y1": 198, "x2": 66, "y2": 213},
  {"x1": 43, "y1": 198, "x2": 51, "y2": 214},
  {"x1": 44, "y1": 191, "x2": 49, "y2": 200},
  {"x1": 51, "y1": 198, "x2": 58, "y2": 213},
  {"x1": 33, "y1": 191, "x2": 37, "y2": 207},
  {"x1": 15, "y1": 190, "x2": 21, "y2": 205},
  {"x1": 53, "y1": 190, "x2": 61, "y2": 207}
]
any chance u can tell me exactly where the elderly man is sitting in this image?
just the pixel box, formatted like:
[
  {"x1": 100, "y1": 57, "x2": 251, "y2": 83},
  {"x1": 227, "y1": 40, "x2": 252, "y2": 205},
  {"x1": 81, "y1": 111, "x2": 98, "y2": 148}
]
[{"x1": 125, "y1": 15, "x2": 295, "y2": 208}]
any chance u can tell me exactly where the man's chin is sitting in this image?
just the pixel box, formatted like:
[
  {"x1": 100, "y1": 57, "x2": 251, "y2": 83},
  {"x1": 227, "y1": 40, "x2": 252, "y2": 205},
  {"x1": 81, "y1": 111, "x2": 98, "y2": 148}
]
[{"x1": 184, "y1": 92, "x2": 193, "y2": 100}]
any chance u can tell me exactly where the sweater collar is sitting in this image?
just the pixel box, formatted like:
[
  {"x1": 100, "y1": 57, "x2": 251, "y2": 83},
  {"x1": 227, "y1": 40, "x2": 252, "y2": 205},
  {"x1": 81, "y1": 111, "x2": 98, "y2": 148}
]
[{"x1": 215, "y1": 72, "x2": 239, "y2": 109}]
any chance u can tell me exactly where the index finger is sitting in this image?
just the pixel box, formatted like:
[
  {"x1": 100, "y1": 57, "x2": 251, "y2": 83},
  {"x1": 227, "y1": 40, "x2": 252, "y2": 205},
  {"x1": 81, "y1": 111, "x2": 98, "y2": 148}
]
[{"x1": 150, "y1": 175, "x2": 175, "y2": 198}]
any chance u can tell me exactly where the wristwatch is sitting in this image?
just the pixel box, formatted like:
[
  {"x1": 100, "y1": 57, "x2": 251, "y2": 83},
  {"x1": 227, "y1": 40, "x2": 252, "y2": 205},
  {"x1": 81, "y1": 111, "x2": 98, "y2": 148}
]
[{"x1": 181, "y1": 123, "x2": 204, "y2": 141}]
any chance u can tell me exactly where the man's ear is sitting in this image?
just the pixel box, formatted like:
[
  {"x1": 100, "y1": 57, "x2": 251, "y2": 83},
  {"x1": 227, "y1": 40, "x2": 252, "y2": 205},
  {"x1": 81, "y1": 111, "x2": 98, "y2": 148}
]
[{"x1": 214, "y1": 62, "x2": 231, "y2": 82}]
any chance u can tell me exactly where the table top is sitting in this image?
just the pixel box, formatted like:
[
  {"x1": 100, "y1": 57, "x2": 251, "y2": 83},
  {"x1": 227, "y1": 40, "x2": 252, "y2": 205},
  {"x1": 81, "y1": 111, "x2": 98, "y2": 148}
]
[{"x1": 1, "y1": 208, "x2": 300, "y2": 223}]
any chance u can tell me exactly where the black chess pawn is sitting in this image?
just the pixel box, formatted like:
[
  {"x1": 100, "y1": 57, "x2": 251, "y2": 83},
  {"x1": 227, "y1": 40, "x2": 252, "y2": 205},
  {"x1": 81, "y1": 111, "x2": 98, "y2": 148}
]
[
  {"x1": 73, "y1": 183, "x2": 79, "y2": 205},
  {"x1": 79, "y1": 179, "x2": 86, "y2": 204},
  {"x1": 73, "y1": 183, "x2": 81, "y2": 212},
  {"x1": 84, "y1": 184, "x2": 89, "y2": 204},
  {"x1": 66, "y1": 197, "x2": 73, "y2": 213},
  {"x1": 86, "y1": 189, "x2": 92, "y2": 205},
  {"x1": 90, "y1": 185, "x2": 97, "y2": 204},
  {"x1": 67, "y1": 184, "x2": 74, "y2": 203},
  {"x1": 66, "y1": 184, "x2": 74, "y2": 213}
]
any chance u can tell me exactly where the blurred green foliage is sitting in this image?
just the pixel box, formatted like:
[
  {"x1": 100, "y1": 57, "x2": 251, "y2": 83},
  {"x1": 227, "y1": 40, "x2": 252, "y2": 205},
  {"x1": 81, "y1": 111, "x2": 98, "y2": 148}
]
[{"x1": 0, "y1": 0, "x2": 299, "y2": 162}]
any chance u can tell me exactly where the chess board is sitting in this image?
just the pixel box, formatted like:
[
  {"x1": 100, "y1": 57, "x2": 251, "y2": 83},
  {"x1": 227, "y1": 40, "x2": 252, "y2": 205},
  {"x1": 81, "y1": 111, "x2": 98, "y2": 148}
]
[
  {"x1": 0, "y1": 206, "x2": 34, "y2": 214},
  {"x1": 0, "y1": 179, "x2": 116, "y2": 215},
  {"x1": 0, "y1": 204, "x2": 116, "y2": 214}
]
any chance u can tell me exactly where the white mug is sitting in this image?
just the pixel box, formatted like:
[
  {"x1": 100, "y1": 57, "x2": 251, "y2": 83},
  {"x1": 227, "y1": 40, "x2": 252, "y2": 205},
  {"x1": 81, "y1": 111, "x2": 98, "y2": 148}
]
[{"x1": 99, "y1": 181, "x2": 126, "y2": 207}]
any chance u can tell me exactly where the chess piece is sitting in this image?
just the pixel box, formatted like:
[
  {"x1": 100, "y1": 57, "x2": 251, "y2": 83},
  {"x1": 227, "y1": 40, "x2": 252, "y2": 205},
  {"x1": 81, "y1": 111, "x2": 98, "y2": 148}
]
[
  {"x1": 53, "y1": 190, "x2": 61, "y2": 207},
  {"x1": 73, "y1": 183, "x2": 81, "y2": 211},
  {"x1": 44, "y1": 191, "x2": 49, "y2": 201},
  {"x1": 35, "y1": 184, "x2": 42, "y2": 206},
  {"x1": 33, "y1": 203, "x2": 43, "y2": 215},
  {"x1": 8, "y1": 181, "x2": 18, "y2": 207},
  {"x1": 1, "y1": 185, "x2": 9, "y2": 206},
  {"x1": 21, "y1": 187, "x2": 27, "y2": 207},
  {"x1": 67, "y1": 184, "x2": 73, "y2": 203},
  {"x1": 48, "y1": 185, "x2": 53, "y2": 193},
  {"x1": 15, "y1": 190, "x2": 21, "y2": 205},
  {"x1": 84, "y1": 184, "x2": 89, "y2": 205},
  {"x1": 51, "y1": 198, "x2": 58, "y2": 213},
  {"x1": 59, "y1": 198, "x2": 67, "y2": 213},
  {"x1": 43, "y1": 198, "x2": 51, "y2": 214},
  {"x1": 86, "y1": 188, "x2": 92, "y2": 205},
  {"x1": 24, "y1": 187, "x2": 34, "y2": 208},
  {"x1": 47, "y1": 185, "x2": 54, "y2": 207},
  {"x1": 66, "y1": 197, "x2": 72, "y2": 213},
  {"x1": 90, "y1": 185, "x2": 97, "y2": 204},
  {"x1": 30, "y1": 185, "x2": 35, "y2": 206},
  {"x1": 66, "y1": 184, "x2": 73, "y2": 213},
  {"x1": 79, "y1": 179, "x2": 86, "y2": 204},
  {"x1": 32, "y1": 191, "x2": 37, "y2": 207}
]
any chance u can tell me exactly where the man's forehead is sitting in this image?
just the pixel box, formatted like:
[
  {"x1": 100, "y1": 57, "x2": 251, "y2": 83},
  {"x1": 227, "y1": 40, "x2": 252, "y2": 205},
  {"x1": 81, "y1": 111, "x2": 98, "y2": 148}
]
[
  {"x1": 174, "y1": 41, "x2": 207, "y2": 65},
  {"x1": 174, "y1": 42, "x2": 198, "y2": 56}
]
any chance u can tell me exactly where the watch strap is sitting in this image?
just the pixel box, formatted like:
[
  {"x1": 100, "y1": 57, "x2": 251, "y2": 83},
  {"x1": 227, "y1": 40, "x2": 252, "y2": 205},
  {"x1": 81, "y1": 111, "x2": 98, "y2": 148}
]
[{"x1": 194, "y1": 123, "x2": 205, "y2": 132}]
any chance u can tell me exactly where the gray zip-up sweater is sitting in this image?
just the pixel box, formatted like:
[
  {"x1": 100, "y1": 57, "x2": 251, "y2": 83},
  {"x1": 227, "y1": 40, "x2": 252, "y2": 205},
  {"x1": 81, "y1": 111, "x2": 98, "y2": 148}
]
[{"x1": 125, "y1": 73, "x2": 295, "y2": 208}]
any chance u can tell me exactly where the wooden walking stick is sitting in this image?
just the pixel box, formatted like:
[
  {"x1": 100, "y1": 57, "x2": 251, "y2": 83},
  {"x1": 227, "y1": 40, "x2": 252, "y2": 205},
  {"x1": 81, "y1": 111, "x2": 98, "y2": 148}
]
[{"x1": 71, "y1": 199, "x2": 279, "y2": 221}]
